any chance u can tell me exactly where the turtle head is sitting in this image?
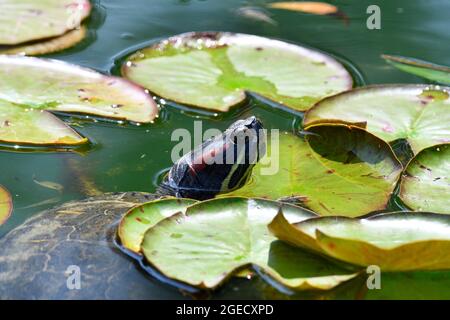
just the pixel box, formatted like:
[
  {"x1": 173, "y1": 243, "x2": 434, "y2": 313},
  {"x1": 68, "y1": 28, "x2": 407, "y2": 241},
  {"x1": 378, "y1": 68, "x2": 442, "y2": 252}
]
[{"x1": 161, "y1": 116, "x2": 266, "y2": 200}]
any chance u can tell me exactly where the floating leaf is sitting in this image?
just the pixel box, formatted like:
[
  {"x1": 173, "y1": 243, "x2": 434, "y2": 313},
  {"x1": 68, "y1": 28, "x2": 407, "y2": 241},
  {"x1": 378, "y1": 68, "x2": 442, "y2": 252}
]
[
  {"x1": 0, "y1": 0, "x2": 91, "y2": 45},
  {"x1": 118, "y1": 198, "x2": 197, "y2": 253},
  {"x1": 0, "y1": 185, "x2": 12, "y2": 226},
  {"x1": 304, "y1": 85, "x2": 450, "y2": 154},
  {"x1": 0, "y1": 26, "x2": 87, "y2": 56},
  {"x1": 270, "y1": 211, "x2": 450, "y2": 271},
  {"x1": 382, "y1": 54, "x2": 450, "y2": 85},
  {"x1": 225, "y1": 125, "x2": 402, "y2": 217},
  {"x1": 268, "y1": 2, "x2": 338, "y2": 15},
  {"x1": 0, "y1": 56, "x2": 158, "y2": 146},
  {"x1": 400, "y1": 144, "x2": 450, "y2": 214},
  {"x1": 141, "y1": 197, "x2": 359, "y2": 290},
  {"x1": 122, "y1": 32, "x2": 352, "y2": 112}
]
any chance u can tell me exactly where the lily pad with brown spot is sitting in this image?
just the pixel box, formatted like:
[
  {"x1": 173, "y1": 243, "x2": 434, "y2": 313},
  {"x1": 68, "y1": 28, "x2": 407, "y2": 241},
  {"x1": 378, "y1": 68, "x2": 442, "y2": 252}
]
[
  {"x1": 400, "y1": 144, "x2": 450, "y2": 214},
  {"x1": 118, "y1": 198, "x2": 198, "y2": 254},
  {"x1": 0, "y1": 0, "x2": 91, "y2": 45},
  {"x1": 304, "y1": 85, "x2": 450, "y2": 155},
  {"x1": 0, "y1": 185, "x2": 13, "y2": 226},
  {"x1": 0, "y1": 56, "x2": 158, "y2": 146},
  {"x1": 141, "y1": 197, "x2": 360, "y2": 291},
  {"x1": 224, "y1": 125, "x2": 402, "y2": 217},
  {"x1": 269, "y1": 211, "x2": 450, "y2": 271},
  {"x1": 122, "y1": 32, "x2": 352, "y2": 113}
]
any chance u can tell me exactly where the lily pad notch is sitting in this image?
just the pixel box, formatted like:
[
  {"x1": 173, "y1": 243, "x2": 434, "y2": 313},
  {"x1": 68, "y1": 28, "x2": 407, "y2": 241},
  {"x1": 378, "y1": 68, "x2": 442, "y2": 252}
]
[
  {"x1": 121, "y1": 32, "x2": 353, "y2": 113},
  {"x1": 0, "y1": 56, "x2": 158, "y2": 147}
]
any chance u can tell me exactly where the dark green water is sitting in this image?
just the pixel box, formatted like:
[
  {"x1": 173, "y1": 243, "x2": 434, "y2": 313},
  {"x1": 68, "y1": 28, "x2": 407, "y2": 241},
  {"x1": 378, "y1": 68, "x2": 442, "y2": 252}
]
[{"x1": 1, "y1": 0, "x2": 449, "y2": 299}]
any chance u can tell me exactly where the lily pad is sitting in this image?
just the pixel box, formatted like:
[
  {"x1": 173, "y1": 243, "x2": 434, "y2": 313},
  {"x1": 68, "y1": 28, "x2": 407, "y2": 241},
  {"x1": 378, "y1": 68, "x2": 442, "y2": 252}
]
[
  {"x1": 0, "y1": 185, "x2": 12, "y2": 226},
  {"x1": 118, "y1": 198, "x2": 197, "y2": 253},
  {"x1": 270, "y1": 211, "x2": 450, "y2": 271},
  {"x1": 141, "y1": 197, "x2": 359, "y2": 290},
  {"x1": 224, "y1": 125, "x2": 402, "y2": 217},
  {"x1": 0, "y1": 0, "x2": 91, "y2": 45},
  {"x1": 400, "y1": 144, "x2": 450, "y2": 214},
  {"x1": 0, "y1": 26, "x2": 87, "y2": 56},
  {"x1": 382, "y1": 54, "x2": 450, "y2": 85},
  {"x1": 304, "y1": 85, "x2": 450, "y2": 154},
  {"x1": 122, "y1": 32, "x2": 352, "y2": 112},
  {"x1": 0, "y1": 56, "x2": 158, "y2": 145}
]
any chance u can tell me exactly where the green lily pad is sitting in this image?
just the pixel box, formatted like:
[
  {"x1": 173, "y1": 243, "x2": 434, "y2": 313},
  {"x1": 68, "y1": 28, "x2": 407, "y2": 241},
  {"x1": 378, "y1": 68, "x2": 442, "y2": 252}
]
[
  {"x1": 382, "y1": 54, "x2": 450, "y2": 85},
  {"x1": 270, "y1": 211, "x2": 450, "y2": 271},
  {"x1": 304, "y1": 84, "x2": 450, "y2": 154},
  {"x1": 0, "y1": 26, "x2": 87, "y2": 56},
  {"x1": 0, "y1": 0, "x2": 91, "y2": 45},
  {"x1": 224, "y1": 125, "x2": 402, "y2": 217},
  {"x1": 400, "y1": 144, "x2": 450, "y2": 214},
  {"x1": 0, "y1": 56, "x2": 158, "y2": 146},
  {"x1": 0, "y1": 185, "x2": 13, "y2": 226},
  {"x1": 141, "y1": 197, "x2": 359, "y2": 291},
  {"x1": 118, "y1": 198, "x2": 197, "y2": 254},
  {"x1": 122, "y1": 32, "x2": 352, "y2": 113}
]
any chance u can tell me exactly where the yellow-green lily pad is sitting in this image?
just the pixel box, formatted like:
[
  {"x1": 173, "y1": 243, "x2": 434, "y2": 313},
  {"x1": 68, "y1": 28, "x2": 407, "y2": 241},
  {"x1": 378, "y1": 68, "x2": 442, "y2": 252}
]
[
  {"x1": 0, "y1": 0, "x2": 91, "y2": 45},
  {"x1": 0, "y1": 26, "x2": 87, "y2": 56},
  {"x1": 225, "y1": 125, "x2": 402, "y2": 217},
  {"x1": 304, "y1": 85, "x2": 450, "y2": 154},
  {"x1": 382, "y1": 54, "x2": 450, "y2": 85},
  {"x1": 141, "y1": 197, "x2": 359, "y2": 291},
  {"x1": 118, "y1": 198, "x2": 197, "y2": 254},
  {"x1": 0, "y1": 185, "x2": 12, "y2": 226},
  {"x1": 270, "y1": 211, "x2": 450, "y2": 271},
  {"x1": 122, "y1": 32, "x2": 352, "y2": 113},
  {"x1": 400, "y1": 144, "x2": 450, "y2": 214},
  {"x1": 0, "y1": 56, "x2": 158, "y2": 146}
]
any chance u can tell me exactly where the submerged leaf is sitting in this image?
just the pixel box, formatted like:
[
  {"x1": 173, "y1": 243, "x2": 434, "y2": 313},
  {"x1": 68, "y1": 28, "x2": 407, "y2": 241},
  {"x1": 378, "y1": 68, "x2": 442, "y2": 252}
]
[
  {"x1": 0, "y1": 26, "x2": 87, "y2": 56},
  {"x1": 0, "y1": 56, "x2": 158, "y2": 146},
  {"x1": 0, "y1": 185, "x2": 12, "y2": 226},
  {"x1": 268, "y1": 2, "x2": 338, "y2": 15},
  {"x1": 304, "y1": 85, "x2": 450, "y2": 154},
  {"x1": 400, "y1": 144, "x2": 450, "y2": 214},
  {"x1": 141, "y1": 197, "x2": 359, "y2": 291},
  {"x1": 122, "y1": 32, "x2": 352, "y2": 112},
  {"x1": 270, "y1": 211, "x2": 450, "y2": 271},
  {"x1": 382, "y1": 54, "x2": 450, "y2": 85},
  {"x1": 118, "y1": 198, "x2": 197, "y2": 253},
  {"x1": 0, "y1": 0, "x2": 91, "y2": 45},
  {"x1": 225, "y1": 125, "x2": 402, "y2": 217}
]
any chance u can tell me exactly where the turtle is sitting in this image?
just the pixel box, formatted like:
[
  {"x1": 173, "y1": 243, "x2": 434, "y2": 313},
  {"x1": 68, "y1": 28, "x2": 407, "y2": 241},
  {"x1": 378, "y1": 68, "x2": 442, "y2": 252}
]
[{"x1": 0, "y1": 117, "x2": 267, "y2": 300}]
